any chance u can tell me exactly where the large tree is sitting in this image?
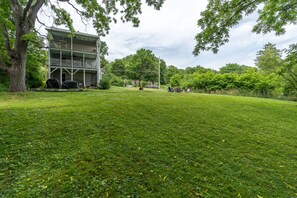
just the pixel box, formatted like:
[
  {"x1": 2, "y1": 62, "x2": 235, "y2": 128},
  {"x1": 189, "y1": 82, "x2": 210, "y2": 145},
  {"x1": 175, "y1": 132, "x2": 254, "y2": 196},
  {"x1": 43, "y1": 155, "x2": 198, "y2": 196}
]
[
  {"x1": 130, "y1": 49, "x2": 159, "y2": 82},
  {"x1": 193, "y1": 0, "x2": 297, "y2": 55},
  {"x1": 255, "y1": 43, "x2": 297, "y2": 91},
  {"x1": 281, "y1": 44, "x2": 297, "y2": 90},
  {"x1": 0, "y1": 0, "x2": 165, "y2": 92},
  {"x1": 255, "y1": 43, "x2": 283, "y2": 75}
]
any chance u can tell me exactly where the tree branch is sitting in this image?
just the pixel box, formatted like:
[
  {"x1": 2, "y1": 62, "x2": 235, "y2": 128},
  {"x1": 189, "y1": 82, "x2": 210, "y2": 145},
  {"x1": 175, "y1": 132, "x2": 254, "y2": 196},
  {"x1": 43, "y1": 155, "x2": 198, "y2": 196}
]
[
  {"x1": 67, "y1": 1, "x2": 83, "y2": 15},
  {"x1": 9, "y1": 0, "x2": 22, "y2": 25},
  {"x1": 287, "y1": 70, "x2": 297, "y2": 83},
  {"x1": 288, "y1": 68, "x2": 297, "y2": 79},
  {"x1": 36, "y1": 15, "x2": 50, "y2": 28},
  {"x1": 66, "y1": 1, "x2": 88, "y2": 26},
  {"x1": 23, "y1": 0, "x2": 34, "y2": 19},
  {"x1": 0, "y1": 58, "x2": 9, "y2": 71},
  {"x1": 1, "y1": 23, "x2": 13, "y2": 57},
  {"x1": 281, "y1": 73, "x2": 297, "y2": 90},
  {"x1": 9, "y1": 0, "x2": 21, "y2": 10},
  {"x1": 224, "y1": 0, "x2": 258, "y2": 27},
  {"x1": 28, "y1": 0, "x2": 46, "y2": 27}
]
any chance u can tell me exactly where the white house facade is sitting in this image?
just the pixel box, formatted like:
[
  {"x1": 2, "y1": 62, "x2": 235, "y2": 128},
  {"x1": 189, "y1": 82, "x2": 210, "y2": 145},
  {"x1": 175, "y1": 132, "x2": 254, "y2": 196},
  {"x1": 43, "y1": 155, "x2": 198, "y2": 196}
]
[{"x1": 47, "y1": 27, "x2": 102, "y2": 88}]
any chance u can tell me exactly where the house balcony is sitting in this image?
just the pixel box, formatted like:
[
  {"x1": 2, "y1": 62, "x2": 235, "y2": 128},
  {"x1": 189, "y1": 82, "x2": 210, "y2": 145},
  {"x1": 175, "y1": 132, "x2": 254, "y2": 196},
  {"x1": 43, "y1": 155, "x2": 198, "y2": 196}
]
[
  {"x1": 50, "y1": 58, "x2": 98, "y2": 69},
  {"x1": 49, "y1": 41, "x2": 97, "y2": 54}
]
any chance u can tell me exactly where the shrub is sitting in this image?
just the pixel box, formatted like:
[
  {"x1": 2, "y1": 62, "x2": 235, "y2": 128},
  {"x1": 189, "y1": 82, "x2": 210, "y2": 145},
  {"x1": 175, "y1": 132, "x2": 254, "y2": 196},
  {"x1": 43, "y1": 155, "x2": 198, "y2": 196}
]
[
  {"x1": 111, "y1": 76, "x2": 125, "y2": 87},
  {"x1": 99, "y1": 75, "x2": 111, "y2": 90},
  {"x1": 0, "y1": 83, "x2": 8, "y2": 92}
]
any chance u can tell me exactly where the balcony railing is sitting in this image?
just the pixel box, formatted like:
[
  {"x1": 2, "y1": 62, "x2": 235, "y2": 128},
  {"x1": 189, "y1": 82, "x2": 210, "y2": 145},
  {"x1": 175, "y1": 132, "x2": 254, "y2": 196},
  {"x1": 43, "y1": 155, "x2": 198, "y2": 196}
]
[
  {"x1": 50, "y1": 41, "x2": 97, "y2": 53},
  {"x1": 50, "y1": 58, "x2": 97, "y2": 69}
]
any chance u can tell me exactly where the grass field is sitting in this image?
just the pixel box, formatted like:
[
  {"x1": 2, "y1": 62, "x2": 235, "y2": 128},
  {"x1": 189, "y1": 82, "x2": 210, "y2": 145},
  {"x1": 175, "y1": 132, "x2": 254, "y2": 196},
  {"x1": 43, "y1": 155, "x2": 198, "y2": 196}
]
[{"x1": 0, "y1": 87, "x2": 297, "y2": 197}]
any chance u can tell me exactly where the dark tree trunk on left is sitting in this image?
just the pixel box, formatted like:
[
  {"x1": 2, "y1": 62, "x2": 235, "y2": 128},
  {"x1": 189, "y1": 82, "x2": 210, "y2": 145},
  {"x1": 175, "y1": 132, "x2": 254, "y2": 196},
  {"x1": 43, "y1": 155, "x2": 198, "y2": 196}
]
[
  {"x1": 3, "y1": 0, "x2": 45, "y2": 92},
  {"x1": 9, "y1": 45, "x2": 28, "y2": 92}
]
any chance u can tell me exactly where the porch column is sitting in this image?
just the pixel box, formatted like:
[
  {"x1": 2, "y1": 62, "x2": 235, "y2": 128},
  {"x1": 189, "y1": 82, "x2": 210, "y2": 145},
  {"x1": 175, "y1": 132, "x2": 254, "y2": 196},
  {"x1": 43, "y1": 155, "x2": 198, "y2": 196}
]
[
  {"x1": 71, "y1": 37, "x2": 73, "y2": 81},
  {"x1": 60, "y1": 51, "x2": 62, "y2": 67},
  {"x1": 48, "y1": 48, "x2": 51, "y2": 79},
  {"x1": 83, "y1": 69, "x2": 86, "y2": 88},
  {"x1": 96, "y1": 38, "x2": 101, "y2": 86},
  {"x1": 60, "y1": 68, "x2": 62, "y2": 88}
]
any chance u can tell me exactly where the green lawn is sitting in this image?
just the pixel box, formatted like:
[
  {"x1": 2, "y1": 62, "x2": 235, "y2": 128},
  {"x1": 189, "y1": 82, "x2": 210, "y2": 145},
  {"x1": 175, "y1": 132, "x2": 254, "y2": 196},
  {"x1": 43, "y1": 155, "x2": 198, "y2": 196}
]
[{"x1": 1, "y1": 87, "x2": 297, "y2": 197}]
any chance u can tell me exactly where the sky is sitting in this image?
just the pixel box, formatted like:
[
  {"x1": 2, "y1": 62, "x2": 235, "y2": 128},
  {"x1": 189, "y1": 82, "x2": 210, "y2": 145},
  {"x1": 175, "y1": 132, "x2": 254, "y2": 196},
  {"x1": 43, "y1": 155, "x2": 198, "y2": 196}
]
[{"x1": 39, "y1": 0, "x2": 297, "y2": 70}]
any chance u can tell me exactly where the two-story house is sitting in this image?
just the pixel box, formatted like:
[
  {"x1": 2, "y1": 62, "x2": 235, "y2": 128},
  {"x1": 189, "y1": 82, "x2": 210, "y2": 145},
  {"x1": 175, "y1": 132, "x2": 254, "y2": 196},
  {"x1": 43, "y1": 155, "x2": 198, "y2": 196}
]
[{"x1": 47, "y1": 27, "x2": 102, "y2": 88}]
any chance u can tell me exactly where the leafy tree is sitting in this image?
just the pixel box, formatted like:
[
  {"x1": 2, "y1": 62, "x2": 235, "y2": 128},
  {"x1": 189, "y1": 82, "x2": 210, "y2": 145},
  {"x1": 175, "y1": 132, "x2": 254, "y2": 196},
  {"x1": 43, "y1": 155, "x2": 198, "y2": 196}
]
[
  {"x1": 169, "y1": 73, "x2": 183, "y2": 87},
  {"x1": 164, "y1": 65, "x2": 182, "y2": 84},
  {"x1": 184, "y1": 65, "x2": 214, "y2": 75},
  {"x1": 26, "y1": 46, "x2": 47, "y2": 88},
  {"x1": 220, "y1": 63, "x2": 255, "y2": 74},
  {"x1": 99, "y1": 41, "x2": 109, "y2": 69},
  {"x1": 111, "y1": 59, "x2": 126, "y2": 77},
  {"x1": 0, "y1": 0, "x2": 165, "y2": 92},
  {"x1": 255, "y1": 43, "x2": 297, "y2": 92},
  {"x1": 281, "y1": 44, "x2": 297, "y2": 90},
  {"x1": 123, "y1": 55, "x2": 137, "y2": 80},
  {"x1": 131, "y1": 49, "x2": 159, "y2": 83},
  {"x1": 255, "y1": 43, "x2": 283, "y2": 75},
  {"x1": 194, "y1": 0, "x2": 297, "y2": 55}
]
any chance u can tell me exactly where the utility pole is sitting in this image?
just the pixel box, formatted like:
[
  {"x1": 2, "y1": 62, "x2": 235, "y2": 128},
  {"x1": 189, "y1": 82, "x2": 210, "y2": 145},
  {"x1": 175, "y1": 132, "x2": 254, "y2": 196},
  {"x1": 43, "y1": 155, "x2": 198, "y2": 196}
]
[{"x1": 158, "y1": 57, "x2": 161, "y2": 89}]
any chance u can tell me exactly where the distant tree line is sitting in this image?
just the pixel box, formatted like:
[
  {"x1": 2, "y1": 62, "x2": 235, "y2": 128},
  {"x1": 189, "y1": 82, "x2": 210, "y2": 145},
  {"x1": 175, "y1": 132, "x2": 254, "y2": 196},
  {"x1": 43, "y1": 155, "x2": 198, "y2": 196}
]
[
  {"x1": 105, "y1": 44, "x2": 297, "y2": 98},
  {"x1": 1, "y1": 42, "x2": 297, "y2": 99}
]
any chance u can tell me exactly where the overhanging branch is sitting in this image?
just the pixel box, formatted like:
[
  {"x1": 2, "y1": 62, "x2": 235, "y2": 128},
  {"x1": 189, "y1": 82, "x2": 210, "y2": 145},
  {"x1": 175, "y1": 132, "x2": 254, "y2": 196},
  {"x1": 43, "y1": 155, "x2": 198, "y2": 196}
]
[
  {"x1": 36, "y1": 15, "x2": 50, "y2": 28},
  {"x1": 28, "y1": 0, "x2": 46, "y2": 27},
  {"x1": 66, "y1": 1, "x2": 88, "y2": 26}
]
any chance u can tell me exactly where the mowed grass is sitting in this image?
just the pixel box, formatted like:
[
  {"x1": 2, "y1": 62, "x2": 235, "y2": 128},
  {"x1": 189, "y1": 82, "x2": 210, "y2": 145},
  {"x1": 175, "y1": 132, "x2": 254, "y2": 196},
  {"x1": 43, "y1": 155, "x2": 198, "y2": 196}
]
[{"x1": 0, "y1": 87, "x2": 297, "y2": 197}]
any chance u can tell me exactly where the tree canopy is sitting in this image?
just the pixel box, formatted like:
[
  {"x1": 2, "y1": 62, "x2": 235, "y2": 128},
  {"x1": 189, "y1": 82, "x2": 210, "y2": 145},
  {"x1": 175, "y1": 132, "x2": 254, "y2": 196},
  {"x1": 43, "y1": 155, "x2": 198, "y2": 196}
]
[
  {"x1": 255, "y1": 43, "x2": 283, "y2": 75},
  {"x1": 220, "y1": 63, "x2": 255, "y2": 74},
  {"x1": 194, "y1": 0, "x2": 297, "y2": 55}
]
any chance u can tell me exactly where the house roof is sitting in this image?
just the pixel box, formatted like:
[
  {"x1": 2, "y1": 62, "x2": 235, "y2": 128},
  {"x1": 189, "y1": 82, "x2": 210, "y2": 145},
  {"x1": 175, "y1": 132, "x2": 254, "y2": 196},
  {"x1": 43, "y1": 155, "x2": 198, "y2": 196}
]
[{"x1": 46, "y1": 27, "x2": 99, "y2": 42}]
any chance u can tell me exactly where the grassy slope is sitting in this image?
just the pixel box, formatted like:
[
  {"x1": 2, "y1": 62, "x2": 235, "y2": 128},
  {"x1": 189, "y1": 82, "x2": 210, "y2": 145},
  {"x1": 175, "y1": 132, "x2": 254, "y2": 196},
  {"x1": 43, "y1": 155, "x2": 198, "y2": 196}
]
[{"x1": 0, "y1": 88, "x2": 296, "y2": 197}]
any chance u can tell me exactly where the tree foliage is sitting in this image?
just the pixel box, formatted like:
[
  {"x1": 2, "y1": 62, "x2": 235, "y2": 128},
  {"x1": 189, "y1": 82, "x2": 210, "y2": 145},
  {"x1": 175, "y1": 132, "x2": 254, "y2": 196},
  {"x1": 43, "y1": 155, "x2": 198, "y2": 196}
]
[
  {"x1": 175, "y1": 69, "x2": 277, "y2": 96},
  {"x1": 255, "y1": 43, "x2": 283, "y2": 75},
  {"x1": 194, "y1": 0, "x2": 297, "y2": 55},
  {"x1": 164, "y1": 65, "x2": 183, "y2": 84},
  {"x1": 254, "y1": 43, "x2": 297, "y2": 93},
  {"x1": 281, "y1": 44, "x2": 297, "y2": 90},
  {"x1": 219, "y1": 63, "x2": 255, "y2": 74},
  {"x1": 109, "y1": 48, "x2": 164, "y2": 86}
]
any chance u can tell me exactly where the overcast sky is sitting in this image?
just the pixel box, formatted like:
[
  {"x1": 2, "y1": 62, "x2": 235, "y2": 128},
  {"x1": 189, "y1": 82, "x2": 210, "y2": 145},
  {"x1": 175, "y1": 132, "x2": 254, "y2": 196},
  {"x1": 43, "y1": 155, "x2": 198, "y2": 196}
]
[{"x1": 41, "y1": 0, "x2": 297, "y2": 70}]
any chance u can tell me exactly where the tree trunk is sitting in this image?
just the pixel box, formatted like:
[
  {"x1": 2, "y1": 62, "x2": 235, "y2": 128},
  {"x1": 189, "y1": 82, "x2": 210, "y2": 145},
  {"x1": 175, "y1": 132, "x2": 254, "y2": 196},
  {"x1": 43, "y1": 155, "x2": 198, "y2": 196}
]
[{"x1": 8, "y1": 50, "x2": 27, "y2": 92}]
